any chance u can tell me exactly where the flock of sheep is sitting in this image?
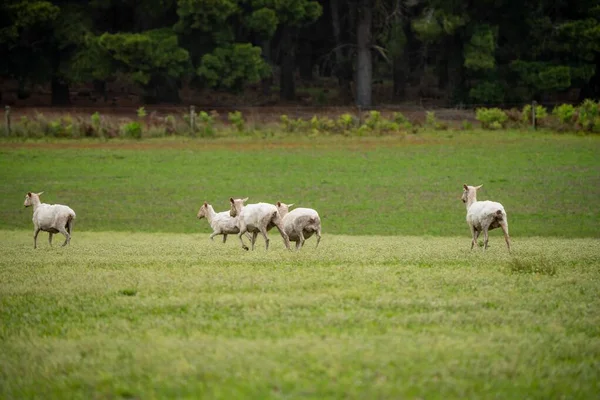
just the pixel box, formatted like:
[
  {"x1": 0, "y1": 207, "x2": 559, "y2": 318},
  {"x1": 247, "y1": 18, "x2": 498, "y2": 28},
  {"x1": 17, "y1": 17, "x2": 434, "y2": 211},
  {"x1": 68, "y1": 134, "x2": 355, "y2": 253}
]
[{"x1": 23, "y1": 184, "x2": 511, "y2": 252}]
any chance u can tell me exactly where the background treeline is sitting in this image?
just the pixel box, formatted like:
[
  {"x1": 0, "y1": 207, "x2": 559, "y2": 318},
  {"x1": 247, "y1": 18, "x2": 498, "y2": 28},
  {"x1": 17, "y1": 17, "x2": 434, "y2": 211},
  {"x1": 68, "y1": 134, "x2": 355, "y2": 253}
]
[{"x1": 1, "y1": 0, "x2": 599, "y2": 107}]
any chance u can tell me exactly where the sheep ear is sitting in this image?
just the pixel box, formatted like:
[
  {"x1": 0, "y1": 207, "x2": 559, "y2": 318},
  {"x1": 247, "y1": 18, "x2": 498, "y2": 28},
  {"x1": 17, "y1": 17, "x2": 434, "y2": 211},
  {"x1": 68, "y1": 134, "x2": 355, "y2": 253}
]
[
  {"x1": 242, "y1": 197, "x2": 248, "y2": 202},
  {"x1": 277, "y1": 201, "x2": 281, "y2": 207},
  {"x1": 203, "y1": 201, "x2": 208, "y2": 207},
  {"x1": 37, "y1": 191, "x2": 44, "y2": 196},
  {"x1": 463, "y1": 184, "x2": 468, "y2": 190},
  {"x1": 27, "y1": 192, "x2": 32, "y2": 197},
  {"x1": 288, "y1": 203, "x2": 294, "y2": 208},
  {"x1": 475, "y1": 185, "x2": 483, "y2": 190},
  {"x1": 230, "y1": 197, "x2": 234, "y2": 204}
]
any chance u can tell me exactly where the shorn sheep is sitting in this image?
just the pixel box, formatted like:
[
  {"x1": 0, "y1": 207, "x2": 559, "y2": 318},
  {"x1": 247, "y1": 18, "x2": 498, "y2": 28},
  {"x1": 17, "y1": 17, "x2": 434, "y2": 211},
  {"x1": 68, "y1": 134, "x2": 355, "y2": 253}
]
[
  {"x1": 276, "y1": 202, "x2": 322, "y2": 250},
  {"x1": 229, "y1": 197, "x2": 290, "y2": 251},
  {"x1": 23, "y1": 192, "x2": 76, "y2": 249},
  {"x1": 461, "y1": 184, "x2": 510, "y2": 252},
  {"x1": 196, "y1": 201, "x2": 251, "y2": 243}
]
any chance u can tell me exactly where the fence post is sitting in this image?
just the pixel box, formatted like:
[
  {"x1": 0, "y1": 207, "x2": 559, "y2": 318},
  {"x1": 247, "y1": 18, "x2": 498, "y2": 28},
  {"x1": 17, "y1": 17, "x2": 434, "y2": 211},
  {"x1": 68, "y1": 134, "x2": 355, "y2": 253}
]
[
  {"x1": 4, "y1": 105, "x2": 11, "y2": 136},
  {"x1": 190, "y1": 105, "x2": 196, "y2": 135},
  {"x1": 531, "y1": 100, "x2": 537, "y2": 130}
]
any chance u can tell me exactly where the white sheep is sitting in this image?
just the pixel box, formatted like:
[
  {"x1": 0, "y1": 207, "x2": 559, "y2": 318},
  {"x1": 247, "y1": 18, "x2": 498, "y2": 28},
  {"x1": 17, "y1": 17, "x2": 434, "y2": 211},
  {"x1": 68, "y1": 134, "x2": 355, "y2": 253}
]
[
  {"x1": 229, "y1": 197, "x2": 290, "y2": 251},
  {"x1": 196, "y1": 201, "x2": 252, "y2": 243},
  {"x1": 461, "y1": 184, "x2": 510, "y2": 252},
  {"x1": 276, "y1": 202, "x2": 322, "y2": 250},
  {"x1": 23, "y1": 192, "x2": 76, "y2": 249}
]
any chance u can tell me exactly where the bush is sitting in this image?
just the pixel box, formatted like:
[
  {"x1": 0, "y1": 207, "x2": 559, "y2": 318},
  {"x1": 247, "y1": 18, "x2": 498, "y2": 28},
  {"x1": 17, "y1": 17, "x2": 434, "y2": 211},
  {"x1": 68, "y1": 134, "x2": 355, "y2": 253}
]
[
  {"x1": 228, "y1": 111, "x2": 245, "y2": 133},
  {"x1": 552, "y1": 104, "x2": 576, "y2": 125},
  {"x1": 122, "y1": 121, "x2": 142, "y2": 139},
  {"x1": 577, "y1": 99, "x2": 600, "y2": 132},
  {"x1": 337, "y1": 113, "x2": 356, "y2": 133},
  {"x1": 475, "y1": 108, "x2": 508, "y2": 129},
  {"x1": 198, "y1": 111, "x2": 216, "y2": 137},
  {"x1": 521, "y1": 104, "x2": 548, "y2": 124}
]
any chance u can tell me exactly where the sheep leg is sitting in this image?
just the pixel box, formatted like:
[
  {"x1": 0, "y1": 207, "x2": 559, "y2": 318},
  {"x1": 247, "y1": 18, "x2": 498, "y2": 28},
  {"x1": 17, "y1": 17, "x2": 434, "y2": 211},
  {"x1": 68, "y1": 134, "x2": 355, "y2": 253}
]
[
  {"x1": 58, "y1": 226, "x2": 71, "y2": 246},
  {"x1": 295, "y1": 240, "x2": 301, "y2": 250},
  {"x1": 48, "y1": 233, "x2": 53, "y2": 247},
  {"x1": 209, "y1": 232, "x2": 218, "y2": 241},
  {"x1": 33, "y1": 227, "x2": 40, "y2": 249},
  {"x1": 295, "y1": 228, "x2": 306, "y2": 250},
  {"x1": 222, "y1": 234, "x2": 227, "y2": 243},
  {"x1": 500, "y1": 221, "x2": 511, "y2": 253},
  {"x1": 470, "y1": 226, "x2": 480, "y2": 250},
  {"x1": 482, "y1": 227, "x2": 489, "y2": 251},
  {"x1": 273, "y1": 222, "x2": 290, "y2": 250},
  {"x1": 251, "y1": 232, "x2": 258, "y2": 251},
  {"x1": 237, "y1": 223, "x2": 249, "y2": 251},
  {"x1": 315, "y1": 228, "x2": 322, "y2": 248},
  {"x1": 258, "y1": 227, "x2": 270, "y2": 250}
]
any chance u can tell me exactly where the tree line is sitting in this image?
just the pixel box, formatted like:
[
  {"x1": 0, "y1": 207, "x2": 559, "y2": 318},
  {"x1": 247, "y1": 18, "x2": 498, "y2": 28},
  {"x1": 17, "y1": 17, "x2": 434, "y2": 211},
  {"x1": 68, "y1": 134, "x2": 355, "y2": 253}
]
[{"x1": 1, "y1": 0, "x2": 599, "y2": 107}]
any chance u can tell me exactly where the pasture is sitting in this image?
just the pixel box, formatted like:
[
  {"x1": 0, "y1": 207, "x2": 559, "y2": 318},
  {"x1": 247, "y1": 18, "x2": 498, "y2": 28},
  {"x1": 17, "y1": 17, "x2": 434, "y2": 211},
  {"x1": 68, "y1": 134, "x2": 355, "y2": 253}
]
[{"x1": 1, "y1": 130, "x2": 599, "y2": 399}]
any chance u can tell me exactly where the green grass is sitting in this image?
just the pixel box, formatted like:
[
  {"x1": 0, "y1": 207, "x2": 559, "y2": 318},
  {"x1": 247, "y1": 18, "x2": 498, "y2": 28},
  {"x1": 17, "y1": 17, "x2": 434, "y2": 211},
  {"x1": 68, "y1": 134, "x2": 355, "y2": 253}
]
[
  {"x1": 1, "y1": 131, "x2": 599, "y2": 398},
  {"x1": 1, "y1": 131, "x2": 599, "y2": 237},
  {"x1": 1, "y1": 231, "x2": 599, "y2": 399}
]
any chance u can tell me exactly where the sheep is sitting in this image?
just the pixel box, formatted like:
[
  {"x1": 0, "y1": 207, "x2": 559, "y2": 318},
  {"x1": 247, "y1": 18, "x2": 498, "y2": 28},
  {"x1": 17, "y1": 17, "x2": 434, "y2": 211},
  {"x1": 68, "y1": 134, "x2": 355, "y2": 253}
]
[
  {"x1": 276, "y1": 202, "x2": 322, "y2": 250},
  {"x1": 229, "y1": 197, "x2": 290, "y2": 251},
  {"x1": 23, "y1": 192, "x2": 76, "y2": 249},
  {"x1": 461, "y1": 184, "x2": 510, "y2": 252},
  {"x1": 196, "y1": 201, "x2": 252, "y2": 243}
]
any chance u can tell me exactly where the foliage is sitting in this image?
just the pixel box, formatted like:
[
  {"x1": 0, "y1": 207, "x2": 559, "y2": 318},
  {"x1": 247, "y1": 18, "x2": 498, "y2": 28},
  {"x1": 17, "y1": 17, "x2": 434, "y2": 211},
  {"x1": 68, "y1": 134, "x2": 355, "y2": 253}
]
[
  {"x1": 577, "y1": 99, "x2": 600, "y2": 132},
  {"x1": 521, "y1": 104, "x2": 548, "y2": 124},
  {"x1": 121, "y1": 121, "x2": 143, "y2": 139},
  {"x1": 197, "y1": 111, "x2": 216, "y2": 137},
  {"x1": 137, "y1": 107, "x2": 147, "y2": 118},
  {"x1": 469, "y1": 81, "x2": 505, "y2": 104},
  {"x1": 463, "y1": 25, "x2": 496, "y2": 71},
  {"x1": 552, "y1": 104, "x2": 576, "y2": 125},
  {"x1": 198, "y1": 43, "x2": 269, "y2": 91},
  {"x1": 228, "y1": 111, "x2": 245, "y2": 133},
  {"x1": 98, "y1": 29, "x2": 189, "y2": 86},
  {"x1": 475, "y1": 108, "x2": 508, "y2": 129}
]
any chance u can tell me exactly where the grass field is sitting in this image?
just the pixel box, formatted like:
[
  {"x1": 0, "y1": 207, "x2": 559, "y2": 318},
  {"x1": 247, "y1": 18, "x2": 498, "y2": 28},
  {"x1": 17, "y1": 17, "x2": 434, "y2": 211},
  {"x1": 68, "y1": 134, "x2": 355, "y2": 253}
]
[{"x1": 1, "y1": 130, "x2": 599, "y2": 399}]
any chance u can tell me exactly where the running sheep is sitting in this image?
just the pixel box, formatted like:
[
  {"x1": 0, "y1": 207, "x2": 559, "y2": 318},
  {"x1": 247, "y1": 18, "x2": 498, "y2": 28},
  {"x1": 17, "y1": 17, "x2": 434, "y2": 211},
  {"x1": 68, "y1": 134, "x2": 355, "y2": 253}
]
[
  {"x1": 276, "y1": 202, "x2": 322, "y2": 250},
  {"x1": 461, "y1": 184, "x2": 510, "y2": 252},
  {"x1": 23, "y1": 192, "x2": 76, "y2": 249},
  {"x1": 229, "y1": 197, "x2": 290, "y2": 251},
  {"x1": 196, "y1": 201, "x2": 251, "y2": 243}
]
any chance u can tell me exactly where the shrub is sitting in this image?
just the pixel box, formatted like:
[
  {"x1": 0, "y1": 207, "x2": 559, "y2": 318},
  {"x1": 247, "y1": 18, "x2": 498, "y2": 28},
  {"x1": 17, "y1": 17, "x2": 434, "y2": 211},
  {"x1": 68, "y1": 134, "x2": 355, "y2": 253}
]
[
  {"x1": 552, "y1": 104, "x2": 576, "y2": 125},
  {"x1": 337, "y1": 113, "x2": 356, "y2": 133},
  {"x1": 393, "y1": 112, "x2": 412, "y2": 130},
  {"x1": 137, "y1": 107, "x2": 147, "y2": 118},
  {"x1": 577, "y1": 99, "x2": 600, "y2": 132},
  {"x1": 475, "y1": 108, "x2": 508, "y2": 129},
  {"x1": 461, "y1": 120, "x2": 473, "y2": 130},
  {"x1": 280, "y1": 115, "x2": 308, "y2": 133},
  {"x1": 228, "y1": 111, "x2": 245, "y2": 133},
  {"x1": 425, "y1": 111, "x2": 437, "y2": 127},
  {"x1": 198, "y1": 111, "x2": 215, "y2": 137},
  {"x1": 310, "y1": 115, "x2": 335, "y2": 134},
  {"x1": 521, "y1": 104, "x2": 548, "y2": 124},
  {"x1": 122, "y1": 121, "x2": 142, "y2": 139}
]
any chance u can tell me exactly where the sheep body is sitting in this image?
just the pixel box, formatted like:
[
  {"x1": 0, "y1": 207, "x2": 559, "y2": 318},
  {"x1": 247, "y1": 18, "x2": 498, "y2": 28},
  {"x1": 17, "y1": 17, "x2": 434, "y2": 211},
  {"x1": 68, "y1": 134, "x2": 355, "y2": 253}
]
[
  {"x1": 229, "y1": 198, "x2": 290, "y2": 251},
  {"x1": 197, "y1": 202, "x2": 251, "y2": 243},
  {"x1": 276, "y1": 202, "x2": 322, "y2": 250},
  {"x1": 24, "y1": 192, "x2": 76, "y2": 249},
  {"x1": 461, "y1": 184, "x2": 510, "y2": 252}
]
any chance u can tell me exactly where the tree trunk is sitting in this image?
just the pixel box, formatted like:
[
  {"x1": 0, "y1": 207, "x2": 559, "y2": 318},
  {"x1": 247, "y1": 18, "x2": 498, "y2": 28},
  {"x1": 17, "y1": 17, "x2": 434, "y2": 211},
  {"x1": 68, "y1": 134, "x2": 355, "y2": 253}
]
[
  {"x1": 144, "y1": 76, "x2": 180, "y2": 104},
  {"x1": 298, "y1": 40, "x2": 313, "y2": 81},
  {"x1": 93, "y1": 80, "x2": 108, "y2": 103},
  {"x1": 261, "y1": 39, "x2": 273, "y2": 96},
  {"x1": 355, "y1": 0, "x2": 372, "y2": 107},
  {"x1": 330, "y1": 0, "x2": 352, "y2": 102},
  {"x1": 280, "y1": 26, "x2": 296, "y2": 101},
  {"x1": 51, "y1": 77, "x2": 71, "y2": 106}
]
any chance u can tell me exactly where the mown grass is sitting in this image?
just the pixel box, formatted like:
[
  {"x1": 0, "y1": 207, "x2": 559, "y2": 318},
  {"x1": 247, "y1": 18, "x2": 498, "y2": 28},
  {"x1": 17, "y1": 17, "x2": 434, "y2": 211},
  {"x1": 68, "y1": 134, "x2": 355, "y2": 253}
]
[
  {"x1": 1, "y1": 231, "x2": 599, "y2": 399},
  {"x1": 1, "y1": 130, "x2": 599, "y2": 237}
]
